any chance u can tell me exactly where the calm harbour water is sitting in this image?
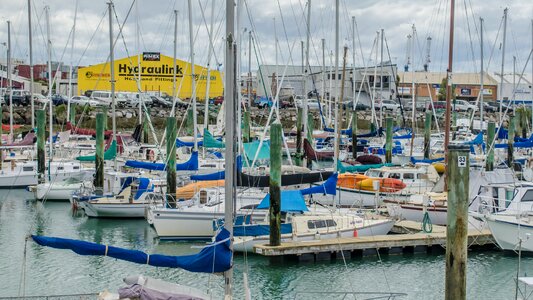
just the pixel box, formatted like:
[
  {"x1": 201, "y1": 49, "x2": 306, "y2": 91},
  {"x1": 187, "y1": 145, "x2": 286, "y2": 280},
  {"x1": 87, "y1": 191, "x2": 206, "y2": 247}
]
[{"x1": 1, "y1": 188, "x2": 532, "y2": 299}]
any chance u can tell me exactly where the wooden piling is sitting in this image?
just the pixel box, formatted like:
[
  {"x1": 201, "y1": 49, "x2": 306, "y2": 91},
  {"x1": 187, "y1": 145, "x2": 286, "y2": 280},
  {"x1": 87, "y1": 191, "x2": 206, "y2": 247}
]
[
  {"x1": 424, "y1": 111, "x2": 432, "y2": 159},
  {"x1": 508, "y1": 116, "x2": 515, "y2": 168},
  {"x1": 186, "y1": 108, "x2": 193, "y2": 136},
  {"x1": 269, "y1": 121, "x2": 282, "y2": 246},
  {"x1": 445, "y1": 144, "x2": 470, "y2": 300},
  {"x1": 296, "y1": 109, "x2": 303, "y2": 166},
  {"x1": 306, "y1": 112, "x2": 314, "y2": 142},
  {"x1": 166, "y1": 117, "x2": 177, "y2": 208},
  {"x1": 37, "y1": 110, "x2": 46, "y2": 184},
  {"x1": 385, "y1": 117, "x2": 393, "y2": 163},
  {"x1": 69, "y1": 106, "x2": 76, "y2": 124},
  {"x1": 243, "y1": 110, "x2": 251, "y2": 143},
  {"x1": 351, "y1": 111, "x2": 357, "y2": 159},
  {"x1": 94, "y1": 113, "x2": 105, "y2": 195},
  {"x1": 486, "y1": 121, "x2": 495, "y2": 171}
]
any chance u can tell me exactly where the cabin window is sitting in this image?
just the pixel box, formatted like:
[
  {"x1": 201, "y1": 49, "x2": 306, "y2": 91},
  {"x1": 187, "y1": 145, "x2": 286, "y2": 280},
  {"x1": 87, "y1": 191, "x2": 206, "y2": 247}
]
[
  {"x1": 389, "y1": 173, "x2": 401, "y2": 179},
  {"x1": 307, "y1": 219, "x2": 332, "y2": 229},
  {"x1": 73, "y1": 166, "x2": 80, "y2": 170},
  {"x1": 23, "y1": 166, "x2": 34, "y2": 172},
  {"x1": 201, "y1": 164, "x2": 216, "y2": 168},
  {"x1": 57, "y1": 167, "x2": 64, "y2": 170},
  {"x1": 521, "y1": 190, "x2": 533, "y2": 202},
  {"x1": 403, "y1": 173, "x2": 415, "y2": 180}
]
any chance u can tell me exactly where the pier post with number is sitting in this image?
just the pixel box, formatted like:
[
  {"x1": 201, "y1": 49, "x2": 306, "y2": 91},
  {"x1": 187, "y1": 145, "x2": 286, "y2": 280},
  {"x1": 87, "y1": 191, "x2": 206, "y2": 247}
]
[{"x1": 445, "y1": 144, "x2": 469, "y2": 300}]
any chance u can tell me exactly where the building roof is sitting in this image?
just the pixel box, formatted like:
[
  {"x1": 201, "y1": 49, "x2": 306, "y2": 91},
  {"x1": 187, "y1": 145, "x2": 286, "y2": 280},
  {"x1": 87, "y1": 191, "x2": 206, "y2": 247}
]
[
  {"x1": 491, "y1": 72, "x2": 532, "y2": 85},
  {"x1": 397, "y1": 71, "x2": 498, "y2": 85}
]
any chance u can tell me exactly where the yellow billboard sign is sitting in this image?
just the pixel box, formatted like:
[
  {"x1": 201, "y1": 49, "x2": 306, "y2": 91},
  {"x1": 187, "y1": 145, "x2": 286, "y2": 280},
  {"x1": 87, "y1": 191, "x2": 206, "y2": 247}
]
[{"x1": 77, "y1": 53, "x2": 223, "y2": 99}]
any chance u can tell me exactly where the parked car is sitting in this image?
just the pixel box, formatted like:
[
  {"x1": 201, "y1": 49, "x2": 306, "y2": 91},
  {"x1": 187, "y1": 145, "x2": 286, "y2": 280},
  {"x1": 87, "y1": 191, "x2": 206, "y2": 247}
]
[
  {"x1": 343, "y1": 101, "x2": 370, "y2": 111},
  {"x1": 376, "y1": 100, "x2": 400, "y2": 111},
  {"x1": 4, "y1": 90, "x2": 31, "y2": 106},
  {"x1": 295, "y1": 98, "x2": 321, "y2": 110},
  {"x1": 33, "y1": 93, "x2": 49, "y2": 105},
  {"x1": 151, "y1": 95, "x2": 172, "y2": 108},
  {"x1": 427, "y1": 101, "x2": 447, "y2": 110},
  {"x1": 454, "y1": 100, "x2": 477, "y2": 112},
  {"x1": 51, "y1": 94, "x2": 69, "y2": 106},
  {"x1": 70, "y1": 95, "x2": 100, "y2": 107}
]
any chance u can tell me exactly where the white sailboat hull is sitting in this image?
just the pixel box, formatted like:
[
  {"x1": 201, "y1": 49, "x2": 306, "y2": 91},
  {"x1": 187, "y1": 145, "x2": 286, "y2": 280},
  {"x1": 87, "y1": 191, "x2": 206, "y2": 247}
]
[
  {"x1": 32, "y1": 182, "x2": 88, "y2": 201},
  {"x1": 485, "y1": 214, "x2": 533, "y2": 252},
  {"x1": 77, "y1": 201, "x2": 149, "y2": 218},
  {"x1": 386, "y1": 203, "x2": 448, "y2": 226}
]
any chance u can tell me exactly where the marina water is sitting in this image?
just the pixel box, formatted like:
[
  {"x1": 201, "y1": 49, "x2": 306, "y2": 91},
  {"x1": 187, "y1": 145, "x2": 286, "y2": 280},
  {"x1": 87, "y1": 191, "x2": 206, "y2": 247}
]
[{"x1": 1, "y1": 189, "x2": 531, "y2": 299}]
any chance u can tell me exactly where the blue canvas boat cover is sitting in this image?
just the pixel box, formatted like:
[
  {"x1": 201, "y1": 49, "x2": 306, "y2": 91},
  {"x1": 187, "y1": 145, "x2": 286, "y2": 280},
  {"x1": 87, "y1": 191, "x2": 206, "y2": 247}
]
[
  {"x1": 190, "y1": 156, "x2": 242, "y2": 181},
  {"x1": 410, "y1": 157, "x2": 445, "y2": 164},
  {"x1": 176, "y1": 138, "x2": 203, "y2": 148},
  {"x1": 300, "y1": 173, "x2": 338, "y2": 196},
  {"x1": 337, "y1": 161, "x2": 392, "y2": 173},
  {"x1": 125, "y1": 151, "x2": 198, "y2": 171},
  {"x1": 233, "y1": 223, "x2": 293, "y2": 237},
  {"x1": 31, "y1": 228, "x2": 232, "y2": 273},
  {"x1": 463, "y1": 133, "x2": 484, "y2": 145},
  {"x1": 133, "y1": 178, "x2": 153, "y2": 200},
  {"x1": 256, "y1": 190, "x2": 309, "y2": 212}
]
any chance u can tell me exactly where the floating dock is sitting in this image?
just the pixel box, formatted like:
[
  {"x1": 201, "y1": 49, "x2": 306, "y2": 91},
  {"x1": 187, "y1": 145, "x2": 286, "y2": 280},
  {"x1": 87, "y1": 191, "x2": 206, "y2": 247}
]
[{"x1": 253, "y1": 221, "x2": 494, "y2": 261}]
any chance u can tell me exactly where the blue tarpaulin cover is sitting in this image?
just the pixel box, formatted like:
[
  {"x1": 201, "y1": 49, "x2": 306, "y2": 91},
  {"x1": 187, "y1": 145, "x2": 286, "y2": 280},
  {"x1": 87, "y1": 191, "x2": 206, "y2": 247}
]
[
  {"x1": 176, "y1": 138, "x2": 203, "y2": 148},
  {"x1": 299, "y1": 173, "x2": 338, "y2": 196},
  {"x1": 125, "y1": 151, "x2": 198, "y2": 171},
  {"x1": 256, "y1": 190, "x2": 309, "y2": 212},
  {"x1": 31, "y1": 228, "x2": 232, "y2": 273},
  {"x1": 190, "y1": 156, "x2": 242, "y2": 181},
  {"x1": 463, "y1": 133, "x2": 484, "y2": 145},
  {"x1": 410, "y1": 157, "x2": 445, "y2": 164},
  {"x1": 233, "y1": 223, "x2": 293, "y2": 237}
]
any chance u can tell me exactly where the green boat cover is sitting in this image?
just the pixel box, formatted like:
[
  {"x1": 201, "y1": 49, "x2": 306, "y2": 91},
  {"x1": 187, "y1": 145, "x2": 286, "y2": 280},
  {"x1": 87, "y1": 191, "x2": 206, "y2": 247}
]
[
  {"x1": 243, "y1": 140, "x2": 270, "y2": 161},
  {"x1": 336, "y1": 160, "x2": 392, "y2": 173},
  {"x1": 76, "y1": 140, "x2": 117, "y2": 162},
  {"x1": 203, "y1": 129, "x2": 225, "y2": 148}
]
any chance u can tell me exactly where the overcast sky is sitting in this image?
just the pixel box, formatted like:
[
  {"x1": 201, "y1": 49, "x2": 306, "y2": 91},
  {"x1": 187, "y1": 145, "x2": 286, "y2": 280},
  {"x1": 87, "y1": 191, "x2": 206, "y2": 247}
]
[{"x1": 0, "y1": 0, "x2": 531, "y2": 75}]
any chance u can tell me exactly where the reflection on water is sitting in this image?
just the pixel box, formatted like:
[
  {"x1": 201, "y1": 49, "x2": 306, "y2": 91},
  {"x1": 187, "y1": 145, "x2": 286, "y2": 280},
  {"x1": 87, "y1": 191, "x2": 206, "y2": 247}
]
[{"x1": 0, "y1": 189, "x2": 532, "y2": 299}]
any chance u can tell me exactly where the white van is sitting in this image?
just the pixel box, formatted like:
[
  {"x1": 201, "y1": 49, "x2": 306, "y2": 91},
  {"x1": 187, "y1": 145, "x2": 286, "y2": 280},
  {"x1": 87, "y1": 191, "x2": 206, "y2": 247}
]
[{"x1": 91, "y1": 90, "x2": 127, "y2": 107}]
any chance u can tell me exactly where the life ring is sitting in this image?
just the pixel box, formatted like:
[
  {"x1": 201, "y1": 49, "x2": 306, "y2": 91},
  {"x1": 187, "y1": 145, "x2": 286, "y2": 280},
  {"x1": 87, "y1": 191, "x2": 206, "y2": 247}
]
[{"x1": 148, "y1": 149, "x2": 155, "y2": 161}]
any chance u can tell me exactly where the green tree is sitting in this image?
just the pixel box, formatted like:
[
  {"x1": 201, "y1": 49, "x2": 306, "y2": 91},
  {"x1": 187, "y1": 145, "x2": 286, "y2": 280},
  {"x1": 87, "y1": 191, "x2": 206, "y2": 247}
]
[{"x1": 438, "y1": 77, "x2": 447, "y2": 101}]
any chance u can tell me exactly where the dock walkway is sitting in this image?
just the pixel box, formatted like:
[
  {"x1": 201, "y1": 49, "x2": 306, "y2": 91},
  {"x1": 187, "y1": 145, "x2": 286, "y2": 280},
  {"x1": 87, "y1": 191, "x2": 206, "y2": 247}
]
[{"x1": 253, "y1": 221, "x2": 494, "y2": 260}]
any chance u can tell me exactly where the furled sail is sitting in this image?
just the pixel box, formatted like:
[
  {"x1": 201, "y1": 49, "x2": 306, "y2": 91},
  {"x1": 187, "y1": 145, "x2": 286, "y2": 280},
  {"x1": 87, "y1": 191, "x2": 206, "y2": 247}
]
[
  {"x1": 31, "y1": 228, "x2": 232, "y2": 273},
  {"x1": 76, "y1": 140, "x2": 117, "y2": 161},
  {"x1": 125, "y1": 151, "x2": 199, "y2": 171}
]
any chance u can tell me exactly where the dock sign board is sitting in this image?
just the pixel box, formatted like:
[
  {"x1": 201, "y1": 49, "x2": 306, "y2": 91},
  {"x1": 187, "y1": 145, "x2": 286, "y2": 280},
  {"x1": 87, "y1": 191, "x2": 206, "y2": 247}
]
[
  {"x1": 143, "y1": 52, "x2": 160, "y2": 61},
  {"x1": 458, "y1": 156, "x2": 467, "y2": 168}
]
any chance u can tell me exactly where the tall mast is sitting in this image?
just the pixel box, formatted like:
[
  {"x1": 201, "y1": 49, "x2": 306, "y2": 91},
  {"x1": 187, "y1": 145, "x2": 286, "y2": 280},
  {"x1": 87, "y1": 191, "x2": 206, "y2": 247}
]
[
  {"x1": 444, "y1": 0, "x2": 455, "y2": 181},
  {"x1": 379, "y1": 28, "x2": 384, "y2": 127},
  {"x1": 274, "y1": 18, "x2": 278, "y2": 101},
  {"x1": 531, "y1": 19, "x2": 533, "y2": 134},
  {"x1": 136, "y1": 0, "x2": 142, "y2": 124},
  {"x1": 171, "y1": 10, "x2": 178, "y2": 117},
  {"x1": 204, "y1": 0, "x2": 215, "y2": 139},
  {"x1": 67, "y1": 0, "x2": 78, "y2": 124},
  {"x1": 351, "y1": 18, "x2": 356, "y2": 109},
  {"x1": 108, "y1": 1, "x2": 117, "y2": 170},
  {"x1": 371, "y1": 31, "x2": 378, "y2": 127},
  {"x1": 235, "y1": 0, "x2": 242, "y2": 155},
  {"x1": 512, "y1": 56, "x2": 516, "y2": 101},
  {"x1": 223, "y1": 0, "x2": 235, "y2": 297},
  {"x1": 480, "y1": 18, "x2": 484, "y2": 129},
  {"x1": 7, "y1": 20, "x2": 13, "y2": 142},
  {"x1": 248, "y1": 30, "x2": 252, "y2": 112},
  {"x1": 499, "y1": 8, "x2": 508, "y2": 122},
  {"x1": 322, "y1": 38, "x2": 326, "y2": 127},
  {"x1": 45, "y1": 8, "x2": 53, "y2": 156},
  {"x1": 302, "y1": 0, "x2": 311, "y2": 145},
  {"x1": 188, "y1": 0, "x2": 198, "y2": 152},
  {"x1": 28, "y1": 0, "x2": 35, "y2": 128},
  {"x1": 409, "y1": 25, "x2": 416, "y2": 157},
  {"x1": 333, "y1": 0, "x2": 339, "y2": 171}
]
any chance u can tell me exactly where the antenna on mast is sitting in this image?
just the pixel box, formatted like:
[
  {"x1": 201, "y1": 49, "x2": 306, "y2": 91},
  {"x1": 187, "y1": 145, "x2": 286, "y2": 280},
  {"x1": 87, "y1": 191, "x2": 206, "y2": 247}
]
[
  {"x1": 424, "y1": 36, "x2": 432, "y2": 72},
  {"x1": 405, "y1": 34, "x2": 412, "y2": 72}
]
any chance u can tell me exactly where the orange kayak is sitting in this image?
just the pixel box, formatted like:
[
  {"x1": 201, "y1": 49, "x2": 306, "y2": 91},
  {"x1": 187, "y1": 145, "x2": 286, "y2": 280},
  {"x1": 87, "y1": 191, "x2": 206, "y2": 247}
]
[
  {"x1": 355, "y1": 178, "x2": 406, "y2": 192},
  {"x1": 337, "y1": 173, "x2": 368, "y2": 189}
]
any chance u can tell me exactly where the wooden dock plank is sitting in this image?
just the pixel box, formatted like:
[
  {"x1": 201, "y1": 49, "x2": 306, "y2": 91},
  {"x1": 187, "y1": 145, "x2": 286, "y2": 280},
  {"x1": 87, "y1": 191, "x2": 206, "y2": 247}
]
[{"x1": 253, "y1": 225, "x2": 494, "y2": 256}]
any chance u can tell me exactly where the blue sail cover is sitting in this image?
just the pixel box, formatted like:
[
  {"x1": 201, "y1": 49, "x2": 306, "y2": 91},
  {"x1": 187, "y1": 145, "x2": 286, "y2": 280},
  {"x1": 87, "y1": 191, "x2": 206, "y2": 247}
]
[
  {"x1": 233, "y1": 223, "x2": 293, "y2": 237},
  {"x1": 176, "y1": 138, "x2": 203, "y2": 148},
  {"x1": 256, "y1": 190, "x2": 309, "y2": 212},
  {"x1": 463, "y1": 133, "x2": 484, "y2": 145},
  {"x1": 495, "y1": 140, "x2": 533, "y2": 149},
  {"x1": 337, "y1": 161, "x2": 392, "y2": 173},
  {"x1": 31, "y1": 228, "x2": 232, "y2": 273},
  {"x1": 190, "y1": 156, "x2": 242, "y2": 181},
  {"x1": 134, "y1": 178, "x2": 153, "y2": 200},
  {"x1": 496, "y1": 127, "x2": 508, "y2": 140},
  {"x1": 125, "y1": 151, "x2": 199, "y2": 171},
  {"x1": 410, "y1": 157, "x2": 444, "y2": 164},
  {"x1": 300, "y1": 173, "x2": 338, "y2": 196}
]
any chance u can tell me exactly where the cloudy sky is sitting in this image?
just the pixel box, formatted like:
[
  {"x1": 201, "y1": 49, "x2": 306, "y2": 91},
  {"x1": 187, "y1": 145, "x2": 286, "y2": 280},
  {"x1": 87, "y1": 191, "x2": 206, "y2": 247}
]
[{"x1": 0, "y1": 0, "x2": 531, "y2": 75}]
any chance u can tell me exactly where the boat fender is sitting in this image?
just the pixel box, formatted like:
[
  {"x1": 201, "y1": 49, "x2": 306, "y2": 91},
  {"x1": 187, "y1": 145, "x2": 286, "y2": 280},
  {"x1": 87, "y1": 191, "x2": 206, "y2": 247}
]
[
  {"x1": 148, "y1": 149, "x2": 155, "y2": 161},
  {"x1": 353, "y1": 230, "x2": 358, "y2": 237}
]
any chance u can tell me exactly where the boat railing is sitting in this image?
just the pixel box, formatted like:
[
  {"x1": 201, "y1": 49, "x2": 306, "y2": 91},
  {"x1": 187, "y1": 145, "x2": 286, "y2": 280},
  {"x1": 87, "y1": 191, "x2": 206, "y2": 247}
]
[
  {"x1": 473, "y1": 194, "x2": 529, "y2": 215},
  {"x1": 292, "y1": 291, "x2": 407, "y2": 299},
  {"x1": 0, "y1": 294, "x2": 98, "y2": 300}
]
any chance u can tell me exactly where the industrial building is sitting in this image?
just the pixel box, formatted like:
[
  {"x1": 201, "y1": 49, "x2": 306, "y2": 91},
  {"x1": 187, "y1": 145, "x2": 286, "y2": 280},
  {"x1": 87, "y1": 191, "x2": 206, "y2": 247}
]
[{"x1": 77, "y1": 53, "x2": 223, "y2": 99}]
